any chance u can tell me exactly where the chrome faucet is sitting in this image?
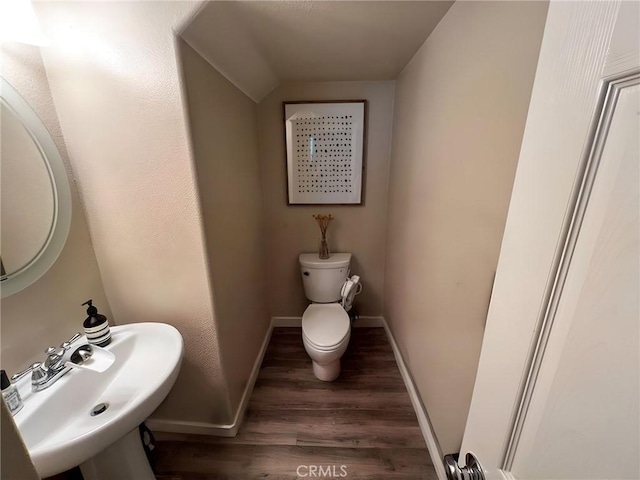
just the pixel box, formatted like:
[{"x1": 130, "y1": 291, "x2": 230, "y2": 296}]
[{"x1": 11, "y1": 333, "x2": 83, "y2": 392}]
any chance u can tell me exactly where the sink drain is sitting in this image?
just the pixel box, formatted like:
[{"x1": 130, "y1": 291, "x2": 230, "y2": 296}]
[{"x1": 90, "y1": 402, "x2": 109, "y2": 416}]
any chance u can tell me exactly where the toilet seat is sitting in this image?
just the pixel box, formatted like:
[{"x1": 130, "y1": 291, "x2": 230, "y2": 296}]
[
  {"x1": 303, "y1": 329, "x2": 350, "y2": 352},
  {"x1": 302, "y1": 304, "x2": 350, "y2": 350}
]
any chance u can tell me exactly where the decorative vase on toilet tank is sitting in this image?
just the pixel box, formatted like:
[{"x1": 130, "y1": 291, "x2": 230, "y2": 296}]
[{"x1": 313, "y1": 214, "x2": 333, "y2": 260}]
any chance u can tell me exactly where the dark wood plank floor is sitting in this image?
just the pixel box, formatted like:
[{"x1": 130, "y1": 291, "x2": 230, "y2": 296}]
[{"x1": 153, "y1": 327, "x2": 437, "y2": 480}]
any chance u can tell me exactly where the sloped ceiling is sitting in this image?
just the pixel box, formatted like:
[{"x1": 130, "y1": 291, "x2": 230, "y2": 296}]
[{"x1": 181, "y1": 1, "x2": 454, "y2": 102}]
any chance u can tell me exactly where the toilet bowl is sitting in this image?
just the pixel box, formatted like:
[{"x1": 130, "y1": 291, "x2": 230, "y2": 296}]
[
  {"x1": 302, "y1": 304, "x2": 351, "y2": 381},
  {"x1": 299, "y1": 253, "x2": 362, "y2": 381}
]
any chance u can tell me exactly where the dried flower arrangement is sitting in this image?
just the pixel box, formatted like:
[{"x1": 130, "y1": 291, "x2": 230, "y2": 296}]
[{"x1": 313, "y1": 214, "x2": 334, "y2": 259}]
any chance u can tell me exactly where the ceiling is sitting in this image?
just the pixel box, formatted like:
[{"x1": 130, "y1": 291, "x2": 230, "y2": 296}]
[{"x1": 181, "y1": 1, "x2": 454, "y2": 102}]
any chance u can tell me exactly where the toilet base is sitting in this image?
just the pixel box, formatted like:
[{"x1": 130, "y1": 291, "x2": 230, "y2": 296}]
[{"x1": 312, "y1": 359, "x2": 341, "y2": 381}]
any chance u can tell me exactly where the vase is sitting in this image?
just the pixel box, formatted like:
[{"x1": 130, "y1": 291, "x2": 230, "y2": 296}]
[{"x1": 318, "y1": 235, "x2": 330, "y2": 259}]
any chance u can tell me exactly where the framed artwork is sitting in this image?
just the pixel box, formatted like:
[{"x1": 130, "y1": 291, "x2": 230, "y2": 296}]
[{"x1": 284, "y1": 100, "x2": 367, "y2": 205}]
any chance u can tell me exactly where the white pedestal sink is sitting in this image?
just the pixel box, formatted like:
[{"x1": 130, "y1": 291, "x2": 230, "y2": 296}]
[{"x1": 13, "y1": 323, "x2": 183, "y2": 479}]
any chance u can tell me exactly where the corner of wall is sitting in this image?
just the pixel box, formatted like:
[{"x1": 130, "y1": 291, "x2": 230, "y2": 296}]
[
  {"x1": 382, "y1": 0, "x2": 549, "y2": 454},
  {"x1": 178, "y1": 36, "x2": 270, "y2": 422}
]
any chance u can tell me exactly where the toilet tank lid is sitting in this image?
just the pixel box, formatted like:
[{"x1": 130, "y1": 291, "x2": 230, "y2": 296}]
[{"x1": 299, "y1": 253, "x2": 351, "y2": 269}]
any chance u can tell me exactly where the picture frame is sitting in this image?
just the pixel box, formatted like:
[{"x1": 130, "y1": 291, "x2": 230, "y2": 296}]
[{"x1": 283, "y1": 100, "x2": 367, "y2": 205}]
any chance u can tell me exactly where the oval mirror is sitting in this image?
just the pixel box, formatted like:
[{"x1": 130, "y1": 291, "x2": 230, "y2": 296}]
[{"x1": 0, "y1": 77, "x2": 71, "y2": 297}]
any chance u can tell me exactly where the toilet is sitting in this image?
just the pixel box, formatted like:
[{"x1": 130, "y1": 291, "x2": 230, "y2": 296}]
[{"x1": 299, "y1": 253, "x2": 362, "y2": 381}]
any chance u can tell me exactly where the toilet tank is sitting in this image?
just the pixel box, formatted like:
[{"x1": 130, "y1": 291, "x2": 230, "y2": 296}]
[{"x1": 299, "y1": 253, "x2": 351, "y2": 303}]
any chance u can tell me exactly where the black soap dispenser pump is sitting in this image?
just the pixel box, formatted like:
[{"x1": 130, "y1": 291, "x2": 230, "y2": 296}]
[{"x1": 82, "y1": 299, "x2": 111, "y2": 347}]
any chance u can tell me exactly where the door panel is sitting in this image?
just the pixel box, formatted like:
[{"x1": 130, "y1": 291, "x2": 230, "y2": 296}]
[
  {"x1": 511, "y1": 81, "x2": 639, "y2": 480},
  {"x1": 459, "y1": 1, "x2": 640, "y2": 479}
]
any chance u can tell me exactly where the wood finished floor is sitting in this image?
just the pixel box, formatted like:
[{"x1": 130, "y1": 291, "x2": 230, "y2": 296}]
[{"x1": 152, "y1": 327, "x2": 437, "y2": 480}]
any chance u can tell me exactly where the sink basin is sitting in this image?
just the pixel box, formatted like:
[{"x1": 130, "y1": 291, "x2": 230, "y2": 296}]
[{"x1": 13, "y1": 322, "x2": 183, "y2": 478}]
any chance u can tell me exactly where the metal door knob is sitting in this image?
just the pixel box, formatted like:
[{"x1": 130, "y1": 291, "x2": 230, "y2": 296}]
[{"x1": 444, "y1": 453, "x2": 485, "y2": 480}]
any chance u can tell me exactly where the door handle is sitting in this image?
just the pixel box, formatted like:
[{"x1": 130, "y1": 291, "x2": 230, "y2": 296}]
[{"x1": 444, "y1": 453, "x2": 485, "y2": 480}]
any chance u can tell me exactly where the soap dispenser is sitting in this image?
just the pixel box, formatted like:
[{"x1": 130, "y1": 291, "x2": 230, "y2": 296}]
[{"x1": 82, "y1": 299, "x2": 111, "y2": 347}]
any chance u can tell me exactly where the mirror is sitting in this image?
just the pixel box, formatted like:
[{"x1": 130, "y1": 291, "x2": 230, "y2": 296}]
[{"x1": 0, "y1": 77, "x2": 71, "y2": 297}]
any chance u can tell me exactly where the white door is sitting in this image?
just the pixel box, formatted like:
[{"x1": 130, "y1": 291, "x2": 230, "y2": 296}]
[{"x1": 456, "y1": 1, "x2": 640, "y2": 479}]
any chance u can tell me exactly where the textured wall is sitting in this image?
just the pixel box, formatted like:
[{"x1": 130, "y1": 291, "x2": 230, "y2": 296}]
[
  {"x1": 0, "y1": 42, "x2": 112, "y2": 376},
  {"x1": 258, "y1": 81, "x2": 395, "y2": 318},
  {"x1": 179, "y1": 40, "x2": 270, "y2": 415},
  {"x1": 35, "y1": 1, "x2": 234, "y2": 425},
  {"x1": 182, "y1": 1, "x2": 452, "y2": 102},
  {"x1": 384, "y1": 1, "x2": 548, "y2": 454}
]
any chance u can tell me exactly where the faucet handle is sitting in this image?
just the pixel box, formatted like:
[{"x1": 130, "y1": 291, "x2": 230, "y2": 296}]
[
  {"x1": 11, "y1": 362, "x2": 44, "y2": 382},
  {"x1": 44, "y1": 346, "x2": 63, "y2": 368},
  {"x1": 10, "y1": 333, "x2": 82, "y2": 385},
  {"x1": 60, "y1": 332, "x2": 82, "y2": 351}
]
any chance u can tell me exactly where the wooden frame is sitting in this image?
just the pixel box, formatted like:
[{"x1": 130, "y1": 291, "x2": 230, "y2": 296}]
[{"x1": 283, "y1": 100, "x2": 367, "y2": 205}]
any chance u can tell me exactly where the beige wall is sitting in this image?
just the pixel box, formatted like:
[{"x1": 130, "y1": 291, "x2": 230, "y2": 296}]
[
  {"x1": 181, "y1": 1, "x2": 453, "y2": 103},
  {"x1": 179, "y1": 40, "x2": 270, "y2": 414},
  {"x1": 35, "y1": 2, "x2": 234, "y2": 425},
  {"x1": 1, "y1": 42, "x2": 112, "y2": 376},
  {"x1": 384, "y1": 1, "x2": 548, "y2": 454},
  {"x1": 258, "y1": 81, "x2": 395, "y2": 317}
]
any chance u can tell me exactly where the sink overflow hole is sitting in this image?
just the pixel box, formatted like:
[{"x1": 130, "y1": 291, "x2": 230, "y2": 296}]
[{"x1": 91, "y1": 403, "x2": 109, "y2": 416}]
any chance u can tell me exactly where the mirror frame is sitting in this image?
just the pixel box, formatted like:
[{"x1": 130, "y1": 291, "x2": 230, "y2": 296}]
[{"x1": 1, "y1": 77, "x2": 72, "y2": 297}]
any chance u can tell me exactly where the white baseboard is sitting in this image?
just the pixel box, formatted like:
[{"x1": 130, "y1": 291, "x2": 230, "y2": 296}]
[
  {"x1": 145, "y1": 418, "x2": 238, "y2": 437},
  {"x1": 147, "y1": 319, "x2": 274, "y2": 437},
  {"x1": 272, "y1": 315, "x2": 384, "y2": 327},
  {"x1": 354, "y1": 316, "x2": 385, "y2": 327},
  {"x1": 272, "y1": 316, "x2": 302, "y2": 327},
  {"x1": 381, "y1": 318, "x2": 447, "y2": 480},
  {"x1": 149, "y1": 315, "x2": 446, "y2": 480}
]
